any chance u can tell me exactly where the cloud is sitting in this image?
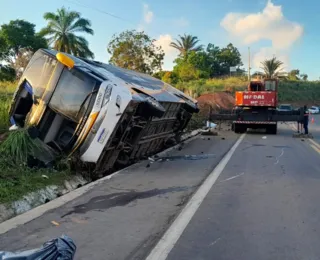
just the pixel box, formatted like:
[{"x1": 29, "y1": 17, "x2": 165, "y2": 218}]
[
  {"x1": 173, "y1": 17, "x2": 189, "y2": 27},
  {"x1": 154, "y1": 34, "x2": 179, "y2": 70},
  {"x1": 221, "y1": 0, "x2": 303, "y2": 70},
  {"x1": 143, "y1": 4, "x2": 153, "y2": 24},
  {"x1": 252, "y1": 47, "x2": 289, "y2": 70},
  {"x1": 154, "y1": 34, "x2": 174, "y2": 54},
  {"x1": 221, "y1": 0, "x2": 303, "y2": 49}
]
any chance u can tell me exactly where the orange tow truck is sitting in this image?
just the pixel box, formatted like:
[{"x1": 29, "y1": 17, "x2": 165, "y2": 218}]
[{"x1": 210, "y1": 79, "x2": 303, "y2": 134}]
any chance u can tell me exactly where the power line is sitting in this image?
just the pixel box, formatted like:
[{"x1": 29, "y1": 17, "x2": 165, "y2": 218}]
[{"x1": 65, "y1": 0, "x2": 134, "y2": 25}]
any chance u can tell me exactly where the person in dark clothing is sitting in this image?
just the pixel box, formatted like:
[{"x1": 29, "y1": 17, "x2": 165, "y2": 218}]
[{"x1": 303, "y1": 105, "x2": 309, "y2": 134}]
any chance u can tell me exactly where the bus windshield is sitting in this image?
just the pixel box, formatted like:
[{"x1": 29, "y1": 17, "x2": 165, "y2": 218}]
[{"x1": 49, "y1": 68, "x2": 98, "y2": 122}]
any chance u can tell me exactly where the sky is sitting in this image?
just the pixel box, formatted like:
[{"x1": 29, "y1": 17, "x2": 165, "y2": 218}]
[{"x1": 0, "y1": 0, "x2": 319, "y2": 79}]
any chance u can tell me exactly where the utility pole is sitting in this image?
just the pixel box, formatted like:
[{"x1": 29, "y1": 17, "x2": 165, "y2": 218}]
[{"x1": 248, "y1": 47, "x2": 251, "y2": 81}]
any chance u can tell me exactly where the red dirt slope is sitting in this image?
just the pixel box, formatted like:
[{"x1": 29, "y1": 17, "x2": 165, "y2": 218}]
[{"x1": 196, "y1": 92, "x2": 235, "y2": 115}]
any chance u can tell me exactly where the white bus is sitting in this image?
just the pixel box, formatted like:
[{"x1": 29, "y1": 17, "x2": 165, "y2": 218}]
[{"x1": 9, "y1": 49, "x2": 199, "y2": 177}]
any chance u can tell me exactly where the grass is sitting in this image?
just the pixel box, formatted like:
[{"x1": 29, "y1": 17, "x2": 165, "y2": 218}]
[
  {"x1": 0, "y1": 128, "x2": 73, "y2": 204},
  {"x1": 0, "y1": 81, "x2": 16, "y2": 133},
  {"x1": 0, "y1": 81, "x2": 75, "y2": 204},
  {"x1": 0, "y1": 165, "x2": 72, "y2": 204}
]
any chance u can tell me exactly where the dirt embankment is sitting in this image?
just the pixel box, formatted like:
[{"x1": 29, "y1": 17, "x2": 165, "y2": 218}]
[{"x1": 196, "y1": 92, "x2": 235, "y2": 116}]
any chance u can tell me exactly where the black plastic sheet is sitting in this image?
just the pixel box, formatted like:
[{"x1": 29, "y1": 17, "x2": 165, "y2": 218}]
[{"x1": 0, "y1": 235, "x2": 76, "y2": 260}]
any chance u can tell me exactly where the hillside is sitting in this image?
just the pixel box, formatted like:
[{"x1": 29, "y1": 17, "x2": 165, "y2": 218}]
[{"x1": 175, "y1": 77, "x2": 320, "y2": 107}]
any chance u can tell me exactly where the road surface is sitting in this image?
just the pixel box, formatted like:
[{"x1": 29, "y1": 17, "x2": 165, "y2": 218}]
[{"x1": 1, "y1": 122, "x2": 320, "y2": 260}]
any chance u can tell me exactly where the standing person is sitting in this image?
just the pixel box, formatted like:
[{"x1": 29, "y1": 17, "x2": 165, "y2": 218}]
[{"x1": 303, "y1": 105, "x2": 309, "y2": 134}]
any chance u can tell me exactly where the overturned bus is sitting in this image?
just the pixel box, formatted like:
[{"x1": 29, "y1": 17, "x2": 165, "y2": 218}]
[{"x1": 9, "y1": 49, "x2": 199, "y2": 176}]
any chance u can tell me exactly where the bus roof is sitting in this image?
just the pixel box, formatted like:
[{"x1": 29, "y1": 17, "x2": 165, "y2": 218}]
[{"x1": 42, "y1": 49, "x2": 197, "y2": 104}]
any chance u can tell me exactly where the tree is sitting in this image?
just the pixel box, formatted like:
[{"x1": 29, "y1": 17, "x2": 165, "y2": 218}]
[
  {"x1": 217, "y1": 43, "x2": 243, "y2": 75},
  {"x1": 174, "y1": 62, "x2": 199, "y2": 82},
  {"x1": 206, "y1": 43, "x2": 221, "y2": 77},
  {"x1": 0, "y1": 20, "x2": 47, "y2": 77},
  {"x1": 153, "y1": 71, "x2": 166, "y2": 80},
  {"x1": 288, "y1": 69, "x2": 300, "y2": 80},
  {"x1": 107, "y1": 30, "x2": 164, "y2": 74},
  {"x1": 300, "y1": 73, "x2": 308, "y2": 81},
  {"x1": 260, "y1": 57, "x2": 283, "y2": 78},
  {"x1": 40, "y1": 7, "x2": 94, "y2": 58},
  {"x1": 0, "y1": 65, "x2": 16, "y2": 81},
  {"x1": 170, "y1": 34, "x2": 203, "y2": 57},
  {"x1": 186, "y1": 51, "x2": 210, "y2": 78},
  {"x1": 0, "y1": 36, "x2": 8, "y2": 60},
  {"x1": 161, "y1": 71, "x2": 178, "y2": 84}
]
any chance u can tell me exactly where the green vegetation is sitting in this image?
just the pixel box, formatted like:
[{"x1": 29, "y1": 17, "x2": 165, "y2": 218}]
[
  {"x1": 175, "y1": 77, "x2": 248, "y2": 97},
  {"x1": 107, "y1": 30, "x2": 164, "y2": 74},
  {"x1": 278, "y1": 81, "x2": 320, "y2": 105},
  {"x1": 0, "y1": 8, "x2": 94, "y2": 204},
  {"x1": 39, "y1": 7, "x2": 94, "y2": 58},
  {"x1": 0, "y1": 20, "x2": 47, "y2": 78},
  {"x1": 0, "y1": 81, "x2": 15, "y2": 133},
  {"x1": 173, "y1": 76, "x2": 320, "y2": 106},
  {"x1": 0, "y1": 165, "x2": 71, "y2": 204},
  {"x1": 260, "y1": 57, "x2": 284, "y2": 78},
  {"x1": 170, "y1": 34, "x2": 203, "y2": 56},
  {"x1": 0, "y1": 81, "x2": 74, "y2": 204}
]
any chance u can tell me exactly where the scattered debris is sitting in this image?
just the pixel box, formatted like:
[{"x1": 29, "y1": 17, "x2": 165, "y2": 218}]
[
  {"x1": 51, "y1": 220, "x2": 60, "y2": 226},
  {"x1": 206, "y1": 121, "x2": 217, "y2": 130},
  {"x1": 293, "y1": 133, "x2": 313, "y2": 139},
  {"x1": 201, "y1": 129, "x2": 218, "y2": 136},
  {"x1": 148, "y1": 154, "x2": 216, "y2": 162},
  {"x1": 209, "y1": 237, "x2": 221, "y2": 247}
]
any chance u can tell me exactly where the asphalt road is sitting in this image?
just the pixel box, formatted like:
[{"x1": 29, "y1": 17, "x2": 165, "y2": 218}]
[
  {"x1": 0, "y1": 129, "x2": 238, "y2": 260},
  {"x1": 166, "y1": 123, "x2": 320, "y2": 260},
  {"x1": 1, "y1": 122, "x2": 320, "y2": 260}
]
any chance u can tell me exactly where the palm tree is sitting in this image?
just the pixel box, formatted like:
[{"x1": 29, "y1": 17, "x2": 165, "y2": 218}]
[
  {"x1": 40, "y1": 7, "x2": 94, "y2": 58},
  {"x1": 260, "y1": 57, "x2": 283, "y2": 78},
  {"x1": 170, "y1": 34, "x2": 203, "y2": 57}
]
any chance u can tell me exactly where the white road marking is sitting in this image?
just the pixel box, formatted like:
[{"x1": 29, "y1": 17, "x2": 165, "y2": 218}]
[
  {"x1": 274, "y1": 148, "x2": 285, "y2": 165},
  {"x1": 209, "y1": 237, "x2": 221, "y2": 247},
  {"x1": 220, "y1": 172, "x2": 244, "y2": 182},
  {"x1": 146, "y1": 134, "x2": 246, "y2": 260}
]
